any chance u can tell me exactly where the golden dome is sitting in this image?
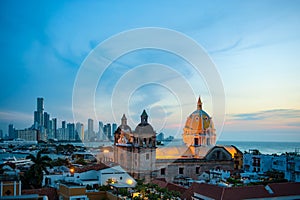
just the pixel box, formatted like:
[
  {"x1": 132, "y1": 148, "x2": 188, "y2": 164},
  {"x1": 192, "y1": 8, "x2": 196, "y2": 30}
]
[{"x1": 183, "y1": 97, "x2": 216, "y2": 146}]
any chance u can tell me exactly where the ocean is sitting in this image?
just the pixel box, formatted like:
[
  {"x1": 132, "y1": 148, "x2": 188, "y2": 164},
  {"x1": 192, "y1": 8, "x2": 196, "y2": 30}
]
[
  {"x1": 217, "y1": 140, "x2": 300, "y2": 155},
  {"x1": 1, "y1": 140, "x2": 299, "y2": 161}
]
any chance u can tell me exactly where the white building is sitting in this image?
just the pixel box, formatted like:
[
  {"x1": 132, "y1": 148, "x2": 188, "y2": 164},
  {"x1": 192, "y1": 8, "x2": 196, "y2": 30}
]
[
  {"x1": 243, "y1": 150, "x2": 273, "y2": 174},
  {"x1": 243, "y1": 150, "x2": 300, "y2": 182},
  {"x1": 43, "y1": 164, "x2": 136, "y2": 189}
]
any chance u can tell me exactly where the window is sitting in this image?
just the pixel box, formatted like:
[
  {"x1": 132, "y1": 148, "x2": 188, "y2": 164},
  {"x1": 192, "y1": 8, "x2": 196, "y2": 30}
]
[
  {"x1": 179, "y1": 167, "x2": 184, "y2": 174},
  {"x1": 196, "y1": 167, "x2": 200, "y2": 174},
  {"x1": 146, "y1": 153, "x2": 150, "y2": 160},
  {"x1": 194, "y1": 138, "x2": 199, "y2": 146},
  {"x1": 161, "y1": 168, "x2": 166, "y2": 175}
]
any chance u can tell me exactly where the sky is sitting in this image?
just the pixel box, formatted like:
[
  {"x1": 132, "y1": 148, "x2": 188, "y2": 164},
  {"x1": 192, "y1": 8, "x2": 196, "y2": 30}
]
[{"x1": 0, "y1": 0, "x2": 300, "y2": 142}]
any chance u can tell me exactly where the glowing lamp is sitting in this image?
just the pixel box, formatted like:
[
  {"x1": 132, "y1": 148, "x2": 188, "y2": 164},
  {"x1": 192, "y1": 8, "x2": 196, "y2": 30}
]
[
  {"x1": 126, "y1": 179, "x2": 133, "y2": 185},
  {"x1": 70, "y1": 168, "x2": 75, "y2": 174}
]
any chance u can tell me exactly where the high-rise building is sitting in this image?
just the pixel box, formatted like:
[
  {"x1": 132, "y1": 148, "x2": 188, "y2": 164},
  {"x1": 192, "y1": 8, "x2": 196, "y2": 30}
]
[
  {"x1": 98, "y1": 121, "x2": 104, "y2": 140},
  {"x1": 52, "y1": 118, "x2": 57, "y2": 139},
  {"x1": 67, "y1": 123, "x2": 75, "y2": 141},
  {"x1": 76, "y1": 122, "x2": 84, "y2": 141},
  {"x1": 17, "y1": 129, "x2": 38, "y2": 141},
  {"x1": 34, "y1": 97, "x2": 44, "y2": 127},
  {"x1": 8, "y1": 124, "x2": 16, "y2": 139},
  {"x1": 88, "y1": 119, "x2": 94, "y2": 141},
  {"x1": 104, "y1": 123, "x2": 111, "y2": 140},
  {"x1": 62, "y1": 121, "x2": 66, "y2": 129},
  {"x1": 37, "y1": 97, "x2": 44, "y2": 112},
  {"x1": 43, "y1": 112, "x2": 50, "y2": 129},
  {"x1": 112, "y1": 123, "x2": 117, "y2": 137},
  {"x1": 0, "y1": 129, "x2": 3, "y2": 139}
]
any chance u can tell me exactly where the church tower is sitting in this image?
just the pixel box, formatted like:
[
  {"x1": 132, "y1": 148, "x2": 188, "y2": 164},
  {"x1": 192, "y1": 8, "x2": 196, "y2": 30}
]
[
  {"x1": 182, "y1": 96, "x2": 216, "y2": 148},
  {"x1": 114, "y1": 110, "x2": 156, "y2": 182}
]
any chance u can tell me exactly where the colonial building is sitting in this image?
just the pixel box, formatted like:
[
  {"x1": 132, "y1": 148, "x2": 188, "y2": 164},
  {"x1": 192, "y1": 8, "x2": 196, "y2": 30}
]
[
  {"x1": 113, "y1": 97, "x2": 243, "y2": 183},
  {"x1": 114, "y1": 111, "x2": 156, "y2": 182}
]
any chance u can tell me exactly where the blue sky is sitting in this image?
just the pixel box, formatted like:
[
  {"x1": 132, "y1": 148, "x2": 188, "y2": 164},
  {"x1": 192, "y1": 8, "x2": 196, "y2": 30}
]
[{"x1": 0, "y1": 0, "x2": 300, "y2": 142}]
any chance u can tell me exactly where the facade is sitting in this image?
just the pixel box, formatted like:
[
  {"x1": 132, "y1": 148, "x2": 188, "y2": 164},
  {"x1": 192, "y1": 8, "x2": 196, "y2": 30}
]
[
  {"x1": 98, "y1": 121, "x2": 104, "y2": 140},
  {"x1": 87, "y1": 119, "x2": 94, "y2": 141},
  {"x1": 244, "y1": 150, "x2": 300, "y2": 182},
  {"x1": 113, "y1": 97, "x2": 243, "y2": 183},
  {"x1": 104, "y1": 123, "x2": 112, "y2": 141},
  {"x1": 76, "y1": 122, "x2": 84, "y2": 141},
  {"x1": 114, "y1": 111, "x2": 156, "y2": 182},
  {"x1": 16, "y1": 129, "x2": 38, "y2": 141},
  {"x1": 34, "y1": 97, "x2": 44, "y2": 128},
  {"x1": 44, "y1": 164, "x2": 136, "y2": 190}
]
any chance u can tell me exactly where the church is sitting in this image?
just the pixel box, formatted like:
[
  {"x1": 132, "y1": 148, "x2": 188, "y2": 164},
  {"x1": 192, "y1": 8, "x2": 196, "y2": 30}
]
[{"x1": 113, "y1": 97, "x2": 243, "y2": 182}]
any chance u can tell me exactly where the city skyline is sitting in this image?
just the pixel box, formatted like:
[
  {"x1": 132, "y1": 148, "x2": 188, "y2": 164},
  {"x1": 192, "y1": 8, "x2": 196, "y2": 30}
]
[{"x1": 0, "y1": 1, "x2": 300, "y2": 142}]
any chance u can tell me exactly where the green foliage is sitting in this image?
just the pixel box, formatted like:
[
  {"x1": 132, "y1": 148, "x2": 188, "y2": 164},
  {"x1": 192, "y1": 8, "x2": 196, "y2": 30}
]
[
  {"x1": 86, "y1": 184, "x2": 93, "y2": 190},
  {"x1": 50, "y1": 157, "x2": 70, "y2": 167},
  {"x1": 74, "y1": 158, "x2": 87, "y2": 165},
  {"x1": 118, "y1": 188, "x2": 130, "y2": 197},
  {"x1": 22, "y1": 151, "x2": 52, "y2": 189}
]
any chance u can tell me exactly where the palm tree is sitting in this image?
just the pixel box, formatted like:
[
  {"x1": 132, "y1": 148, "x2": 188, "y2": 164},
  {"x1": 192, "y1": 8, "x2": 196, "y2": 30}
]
[{"x1": 23, "y1": 150, "x2": 52, "y2": 188}]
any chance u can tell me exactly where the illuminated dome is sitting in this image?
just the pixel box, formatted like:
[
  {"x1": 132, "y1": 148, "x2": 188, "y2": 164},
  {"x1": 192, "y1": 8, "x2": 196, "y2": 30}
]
[
  {"x1": 134, "y1": 110, "x2": 155, "y2": 137},
  {"x1": 183, "y1": 97, "x2": 216, "y2": 146}
]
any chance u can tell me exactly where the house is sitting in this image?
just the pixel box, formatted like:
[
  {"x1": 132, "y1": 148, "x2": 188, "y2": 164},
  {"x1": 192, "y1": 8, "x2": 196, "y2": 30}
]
[
  {"x1": 43, "y1": 163, "x2": 136, "y2": 189},
  {"x1": 244, "y1": 150, "x2": 300, "y2": 182}
]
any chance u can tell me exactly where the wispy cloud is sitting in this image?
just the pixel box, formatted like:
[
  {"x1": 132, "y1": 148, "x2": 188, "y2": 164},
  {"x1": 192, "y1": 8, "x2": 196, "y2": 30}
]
[
  {"x1": 209, "y1": 39, "x2": 242, "y2": 54},
  {"x1": 0, "y1": 111, "x2": 32, "y2": 121},
  {"x1": 231, "y1": 109, "x2": 300, "y2": 121}
]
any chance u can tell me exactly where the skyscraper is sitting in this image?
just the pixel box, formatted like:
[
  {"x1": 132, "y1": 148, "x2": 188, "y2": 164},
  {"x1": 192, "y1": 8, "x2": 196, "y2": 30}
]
[
  {"x1": 8, "y1": 124, "x2": 16, "y2": 139},
  {"x1": 43, "y1": 112, "x2": 50, "y2": 129},
  {"x1": 112, "y1": 123, "x2": 117, "y2": 140},
  {"x1": 62, "y1": 121, "x2": 66, "y2": 129},
  {"x1": 104, "y1": 123, "x2": 111, "y2": 140},
  {"x1": 76, "y1": 122, "x2": 84, "y2": 141},
  {"x1": 98, "y1": 121, "x2": 104, "y2": 140},
  {"x1": 88, "y1": 119, "x2": 94, "y2": 141},
  {"x1": 52, "y1": 118, "x2": 57, "y2": 139},
  {"x1": 67, "y1": 123, "x2": 75, "y2": 141},
  {"x1": 34, "y1": 97, "x2": 44, "y2": 127}
]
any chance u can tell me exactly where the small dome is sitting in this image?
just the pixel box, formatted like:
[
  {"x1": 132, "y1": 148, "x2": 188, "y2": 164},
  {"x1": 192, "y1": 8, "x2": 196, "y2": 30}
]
[
  {"x1": 135, "y1": 124, "x2": 155, "y2": 136},
  {"x1": 118, "y1": 114, "x2": 132, "y2": 133},
  {"x1": 134, "y1": 110, "x2": 155, "y2": 137}
]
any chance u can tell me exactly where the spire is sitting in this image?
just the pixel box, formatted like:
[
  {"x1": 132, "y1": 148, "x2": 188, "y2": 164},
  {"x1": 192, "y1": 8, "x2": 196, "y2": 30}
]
[
  {"x1": 140, "y1": 110, "x2": 148, "y2": 124},
  {"x1": 121, "y1": 114, "x2": 127, "y2": 125},
  {"x1": 197, "y1": 96, "x2": 202, "y2": 110}
]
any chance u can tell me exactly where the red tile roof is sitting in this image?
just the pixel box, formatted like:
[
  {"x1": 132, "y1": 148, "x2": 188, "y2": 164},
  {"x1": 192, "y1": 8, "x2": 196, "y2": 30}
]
[
  {"x1": 22, "y1": 187, "x2": 58, "y2": 200},
  {"x1": 74, "y1": 163, "x2": 110, "y2": 173},
  {"x1": 182, "y1": 182, "x2": 300, "y2": 200},
  {"x1": 268, "y1": 182, "x2": 300, "y2": 196}
]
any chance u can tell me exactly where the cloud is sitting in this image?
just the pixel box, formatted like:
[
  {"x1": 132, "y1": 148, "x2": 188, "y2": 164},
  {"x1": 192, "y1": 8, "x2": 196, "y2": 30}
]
[
  {"x1": 0, "y1": 110, "x2": 33, "y2": 130},
  {"x1": 232, "y1": 109, "x2": 300, "y2": 121},
  {"x1": 209, "y1": 39, "x2": 242, "y2": 55}
]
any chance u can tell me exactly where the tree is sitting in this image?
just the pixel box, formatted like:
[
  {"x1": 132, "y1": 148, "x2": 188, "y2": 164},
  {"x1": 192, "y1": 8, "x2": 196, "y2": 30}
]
[{"x1": 23, "y1": 151, "x2": 52, "y2": 188}]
